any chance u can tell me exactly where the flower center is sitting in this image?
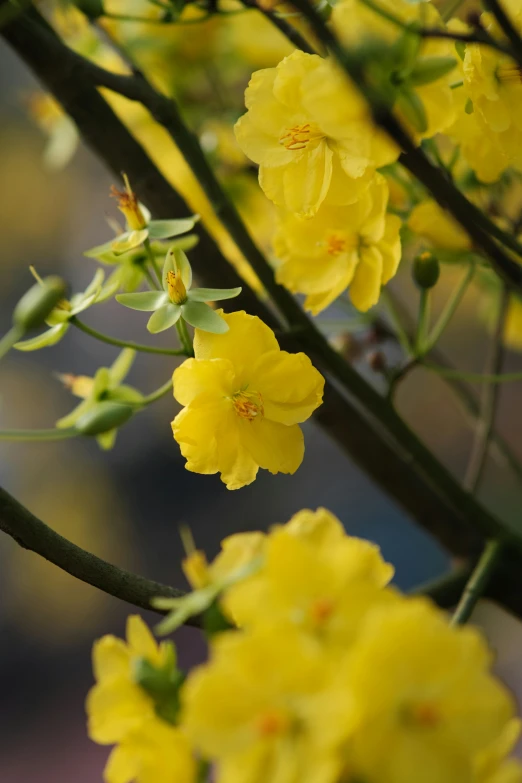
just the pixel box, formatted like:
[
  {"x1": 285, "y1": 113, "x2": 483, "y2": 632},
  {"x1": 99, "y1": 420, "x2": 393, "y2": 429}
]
[
  {"x1": 280, "y1": 123, "x2": 324, "y2": 151},
  {"x1": 310, "y1": 597, "x2": 335, "y2": 625},
  {"x1": 496, "y1": 64, "x2": 522, "y2": 84},
  {"x1": 257, "y1": 709, "x2": 291, "y2": 737},
  {"x1": 404, "y1": 701, "x2": 440, "y2": 728},
  {"x1": 166, "y1": 270, "x2": 187, "y2": 304},
  {"x1": 326, "y1": 233, "x2": 348, "y2": 256},
  {"x1": 232, "y1": 390, "x2": 264, "y2": 421}
]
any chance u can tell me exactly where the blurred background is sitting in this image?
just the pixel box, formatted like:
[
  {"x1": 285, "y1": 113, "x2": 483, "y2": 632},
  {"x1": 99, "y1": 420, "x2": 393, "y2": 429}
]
[{"x1": 2, "y1": 0, "x2": 522, "y2": 779}]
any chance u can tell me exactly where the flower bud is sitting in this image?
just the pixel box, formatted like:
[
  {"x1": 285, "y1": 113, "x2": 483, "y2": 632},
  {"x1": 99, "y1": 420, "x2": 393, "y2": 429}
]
[
  {"x1": 13, "y1": 276, "x2": 67, "y2": 331},
  {"x1": 110, "y1": 174, "x2": 147, "y2": 231},
  {"x1": 75, "y1": 401, "x2": 133, "y2": 436},
  {"x1": 166, "y1": 270, "x2": 187, "y2": 305},
  {"x1": 413, "y1": 252, "x2": 440, "y2": 289}
]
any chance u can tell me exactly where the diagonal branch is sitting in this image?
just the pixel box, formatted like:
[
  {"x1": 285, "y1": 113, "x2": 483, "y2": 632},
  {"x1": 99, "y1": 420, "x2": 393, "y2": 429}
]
[{"x1": 0, "y1": 485, "x2": 201, "y2": 626}]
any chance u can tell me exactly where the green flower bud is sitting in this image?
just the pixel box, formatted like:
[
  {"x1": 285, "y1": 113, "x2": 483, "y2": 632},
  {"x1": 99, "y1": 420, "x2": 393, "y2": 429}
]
[
  {"x1": 13, "y1": 276, "x2": 67, "y2": 331},
  {"x1": 413, "y1": 252, "x2": 440, "y2": 289},
  {"x1": 75, "y1": 401, "x2": 133, "y2": 436}
]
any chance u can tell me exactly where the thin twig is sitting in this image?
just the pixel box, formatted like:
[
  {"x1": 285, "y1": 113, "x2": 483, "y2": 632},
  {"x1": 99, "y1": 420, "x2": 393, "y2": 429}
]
[
  {"x1": 464, "y1": 286, "x2": 509, "y2": 492},
  {"x1": 0, "y1": 485, "x2": 199, "y2": 626},
  {"x1": 240, "y1": 0, "x2": 315, "y2": 54},
  {"x1": 451, "y1": 539, "x2": 504, "y2": 624},
  {"x1": 482, "y1": 0, "x2": 522, "y2": 70},
  {"x1": 71, "y1": 316, "x2": 188, "y2": 356}
]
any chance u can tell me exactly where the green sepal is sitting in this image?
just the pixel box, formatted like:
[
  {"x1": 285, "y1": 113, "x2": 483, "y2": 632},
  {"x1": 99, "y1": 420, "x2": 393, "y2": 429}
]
[
  {"x1": 111, "y1": 229, "x2": 149, "y2": 256},
  {"x1": 109, "y1": 385, "x2": 144, "y2": 404},
  {"x1": 188, "y1": 286, "x2": 242, "y2": 303},
  {"x1": 181, "y1": 301, "x2": 228, "y2": 333},
  {"x1": 109, "y1": 348, "x2": 136, "y2": 385},
  {"x1": 96, "y1": 428, "x2": 117, "y2": 451},
  {"x1": 84, "y1": 239, "x2": 121, "y2": 261},
  {"x1": 455, "y1": 40, "x2": 466, "y2": 61},
  {"x1": 56, "y1": 397, "x2": 94, "y2": 429},
  {"x1": 147, "y1": 303, "x2": 181, "y2": 333},
  {"x1": 14, "y1": 324, "x2": 67, "y2": 352},
  {"x1": 203, "y1": 599, "x2": 234, "y2": 639},
  {"x1": 116, "y1": 291, "x2": 169, "y2": 311},
  {"x1": 396, "y1": 88, "x2": 428, "y2": 134},
  {"x1": 148, "y1": 216, "x2": 199, "y2": 240},
  {"x1": 133, "y1": 650, "x2": 185, "y2": 726},
  {"x1": 409, "y1": 56, "x2": 457, "y2": 87}
]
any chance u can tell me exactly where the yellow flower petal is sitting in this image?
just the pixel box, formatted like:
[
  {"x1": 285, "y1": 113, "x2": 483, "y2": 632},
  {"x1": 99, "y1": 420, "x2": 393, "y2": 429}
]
[
  {"x1": 173, "y1": 358, "x2": 235, "y2": 407},
  {"x1": 126, "y1": 615, "x2": 161, "y2": 664},
  {"x1": 92, "y1": 636, "x2": 131, "y2": 683},
  {"x1": 349, "y1": 245, "x2": 383, "y2": 312},
  {"x1": 283, "y1": 141, "x2": 333, "y2": 217},
  {"x1": 105, "y1": 744, "x2": 137, "y2": 783},
  {"x1": 87, "y1": 679, "x2": 153, "y2": 744},
  {"x1": 239, "y1": 418, "x2": 304, "y2": 475},
  {"x1": 250, "y1": 350, "x2": 324, "y2": 425}
]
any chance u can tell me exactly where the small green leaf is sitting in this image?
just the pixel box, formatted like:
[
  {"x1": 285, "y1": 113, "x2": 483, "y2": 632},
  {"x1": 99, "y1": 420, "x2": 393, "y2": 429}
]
[
  {"x1": 148, "y1": 216, "x2": 199, "y2": 240},
  {"x1": 181, "y1": 301, "x2": 228, "y2": 333},
  {"x1": 465, "y1": 97, "x2": 474, "y2": 114},
  {"x1": 116, "y1": 291, "x2": 168, "y2": 311},
  {"x1": 455, "y1": 40, "x2": 466, "y2": 61},
  {"x1": 396, "y1": 88, "x2": 428, "y2": 134},
  {"x1": 147, "y1": 303, "x2": 181, "y2": 333},
  {"x1": 109, "y1": 348, "x2": 136, "y2": 385},
  {"x1": 409, "y1": 56, "x2": 457, "y2": 87},
  {"x1": 92, "y1": 367, "x2": 112, "y2": 399},
  {"x1": 14, "y1": 324, "x2": 67, "y2": 351},
  {"x1": 112, "y1": 229, "x2": 149, "y2": 256},
  {"x1": 188, "y1": 287, "x2": 242, "y2": 303}
]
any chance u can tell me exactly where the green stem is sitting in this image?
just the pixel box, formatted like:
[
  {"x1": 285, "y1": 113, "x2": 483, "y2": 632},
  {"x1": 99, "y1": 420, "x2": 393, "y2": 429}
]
[
  {"x1": 451, "y1": 539, "x2": 503, "y2": 625},
  {"x1": 380, "y1": 288, "x2": 413, "y2": 356},
  {"x1": 143, "y1": 238, "x2": 162, "y2": 288},
  {"x1": 415, "y1": 289, "x2": 431, "y2": 355},
  {"x1": 139, "y1": 378, "x2": 173, "y2": 406},
  {"x1": 424, "y1": 365, "x2": 522, "y2": 384},
  {"x1": 175, "y1": 318, "x2": 193, "y2": 357},
  {"x1": 424, "y1": 263, "x2": 475, "y2": 352},
  {"x1": 464, "y1": 285, "x2": 508, "y2": 492},
  {"x1": 71, "y1": 316, "x2": 187, "y2": 356},
  {"x1": 0, "y1": 427, "x2": 78, "y2": 441},
  {"x1": 0, "y1": 324, "x2": 24, "y2": 361}
]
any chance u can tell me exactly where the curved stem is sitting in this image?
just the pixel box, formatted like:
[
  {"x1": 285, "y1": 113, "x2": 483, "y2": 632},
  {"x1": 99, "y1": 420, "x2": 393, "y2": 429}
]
[
  {"x1": 451, "y1": 539, "x2": 503, "y2": 625},
  {"x1": 71, "y1": 316, "x2": 187, "y2": 356},
  {"x1": 424, "y1": 263, "x2": 475, "y2": 352},
  {"x1": 0, "y1": 485, "x2": 199, "y2": 625},
  {"x1": 0, "y1": 427, "x2": 78, "y2": 441},
  {"x1": 139, "y1": 378, "x2": 173, "y2": 406},
  {"x1": 0, "y1": 324, "x2": 24, "y2": 362},
  {"x1": 415, "y1": 289, "x2": 431, "y2": 355},
  {"x1": 175, "y1": 318, "x2": 194, "y2": 358},
  {"x1": 464, "y1": 286, "x2": 509, "y2": 492}
]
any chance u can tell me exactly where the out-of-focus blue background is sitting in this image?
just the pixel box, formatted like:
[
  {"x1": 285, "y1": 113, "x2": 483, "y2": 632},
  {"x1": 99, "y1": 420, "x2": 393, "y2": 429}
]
[{"x1": 2, "y1": 6, "x2": 522, "y2": 779}]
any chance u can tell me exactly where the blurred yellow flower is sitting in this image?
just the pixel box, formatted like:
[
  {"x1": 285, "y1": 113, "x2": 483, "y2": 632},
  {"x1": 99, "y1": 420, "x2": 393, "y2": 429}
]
[
  {"x1": 273, "y1": 173, "x2": 402, "y2": 313},
  {"x1": 181, "y1": 626, "x2": 353, "y2": 783},
  {"x1": 235, "y1": 50, "x2": 398, "y2": 217},
  {"x1": 345, "y1": 598, "x2": 516, "y2": 783},
  {"x1": 87, "y1": 615, "x2": 172, "y2": 744},
  {"x1": 223, "y1": 507, "x2": 395, "y2": 646},
  {"x1": 409, "y1": 199, "x2": 471, "y2": 251},
  {"x1": 172, "y1": 310, "x2": 324, "y2": 488},
  {"x1": 332, "y1": 0, "x2": 457, "y2": 138},
  {"x1": 105, "y1": 717, "x2": 196, "y2": 783},
  {"x1": 503, "y1": 295, "x2": 522, "y2": 352}
]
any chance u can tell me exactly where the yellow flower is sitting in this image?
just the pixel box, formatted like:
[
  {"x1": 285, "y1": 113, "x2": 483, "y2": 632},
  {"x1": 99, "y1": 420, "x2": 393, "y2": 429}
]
[
  {"x1": 105, "y1": 717, "x2": 196, "y2": 783},
  {"x1": 86, "y1": 615, "x2": 173, "y2": 744},
  {"x1": 235, "y1": 50, "x2": 398, "y2": 218},
  {"x1": 332, "y1": 0, "x2": 457, "y2": 138},
  {"x1": 172, "y1": 310, "x2": 324, "y2": 489},
  {"x1": 273, "y1": 173, "x2": 402, "y2": 313},
  {"x1": 223, "y1": 507, "x2": 395, "y2": 647},
  {"x1": 181, "y1": 626, "x2": 354, "y2": 783},
  {"x1": 475, "y1": 719, "x2": 522, "y2": 783},
  {"x1": 409, "y1": 199, "x2": 471, "y2": 252},
  {"x1": 344, "y1": 598, "x2": 516, "y2": 783},
  {"x1": 111, "y1": 174, "x2": 148, "y2": 231},
  {"x1": 504, "y1": 295, "x2": 522, "y2": 351}
]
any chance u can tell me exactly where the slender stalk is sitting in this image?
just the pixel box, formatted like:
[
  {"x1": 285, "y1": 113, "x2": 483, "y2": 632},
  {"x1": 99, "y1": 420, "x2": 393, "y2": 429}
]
[
  {"x1": 240, "y1": 0, "x2": 315, "y2": 54},
  {"x1": 143, "y1": 237, "x2": 162, "y2": 288},
  {"x1": 380, "y1": 288, "x2": 412, "y2": 356},
  {"x1": 424, "y1": 263, "x2": 475, "y2": 352},
  {"x1": 451, "y1": 539, "x2": 503, "y2": 624},
  {"x1": 175, "y1": 318, "x2": 194, "y2": 357},
  {"x1": 139, "y1": 378, "x2": 173, "y2": 406},
  {"x1": 424, "y1": 365, "x2": 522, "y2": 384},
  {"x1": 0, "y1": 427, "x2": 78, "y2": 441},
  {"x1": 71, "y1": 316, "x2": 187, "y2": 356},
  {"x1": 412, "y1": 564, "x2": 472, "y2": 608},
  {"x1": 0, "y1": 324, "x2": 24, "y2": 362},
  {"x1": 464, "y1": 286, "x2": 509, "y2": 492},
  {"x1": 415, "y1": 289, "x2": 431, "y2": 354}
]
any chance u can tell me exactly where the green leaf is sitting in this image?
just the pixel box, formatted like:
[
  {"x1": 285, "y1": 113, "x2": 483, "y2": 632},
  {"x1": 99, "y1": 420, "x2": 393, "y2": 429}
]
[
  {"x1": 148, "y1": 216, "x2": 199, "y2": 240},
  {"x1": 409, "y1": 56, "x2": 457, "y2": 87},
  {"x1": 396, "y1": 88, "x2": 428, "y2": 134},
  {"x1": 147, "y1": 303, "x2": 181, "y2": 333},
  {"x1": 116, "y1": 291, "x2": 168, "y2": 311},
  {"x1": 14, "y1": 324, "x2": 67, "y2": 351},
  {"x1": 188, "y1": 286, "x2": 242, "y2": 302},
  {"x1": 111, "y1": 229, "x2": 149, "y2": 256},
  {"x1": 181, "y1": 301, "x2": 228, "y2": 333},
  {"x1": 110, "y1": 348, "x2": 136, "y2": 385}
]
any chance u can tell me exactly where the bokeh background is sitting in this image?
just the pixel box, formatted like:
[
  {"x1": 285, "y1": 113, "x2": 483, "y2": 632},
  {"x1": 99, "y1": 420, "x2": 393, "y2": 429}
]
[{"x1": 2, "y1": 1, "x2": 522, "y2": 779}]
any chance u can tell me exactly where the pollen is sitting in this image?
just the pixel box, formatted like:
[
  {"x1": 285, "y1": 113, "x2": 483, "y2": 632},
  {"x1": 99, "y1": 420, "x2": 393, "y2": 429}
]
[
  {"x1": 257, "y1": 709, "x2": 291, "y2": 737},
  {"x1": 280, "y1": 123, "x2": 324, "y2": 151},
  {"x1": 167, "y1": 270, "x2": 187, "y2": 305},
  {"x1": 232, "y1": 390, "x2": 264, "y2": 421},
  {"x1": 326, "y1": 233, "x2": 347, "y2": 256}
]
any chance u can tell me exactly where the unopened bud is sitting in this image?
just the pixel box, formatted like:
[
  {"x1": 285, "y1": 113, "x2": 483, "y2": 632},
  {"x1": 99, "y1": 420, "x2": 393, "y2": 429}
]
[
  {"x1": 75, "y1": 401, "x2": 133, "y2": 436},
  {"x1": 413, "y1": 251, "x2": 440, "y2": 289},
  {"x1": 13, "y1": 276, "x2": 67, "y2": 331}
]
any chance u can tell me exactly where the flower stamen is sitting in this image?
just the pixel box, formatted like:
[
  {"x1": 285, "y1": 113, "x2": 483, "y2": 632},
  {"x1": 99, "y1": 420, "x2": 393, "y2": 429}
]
[
  {"x1": 110, "y1": 173, "x2": 147, "y2": 231},
  {"x1": 232, "y1": 390, "x2": 264, "y2": 421},
  {"x1": 280, "y1": 123, "x2": 324, "y2": 151}
]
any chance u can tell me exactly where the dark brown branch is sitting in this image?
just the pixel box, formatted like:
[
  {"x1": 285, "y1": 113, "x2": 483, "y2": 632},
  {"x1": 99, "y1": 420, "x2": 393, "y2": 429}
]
[{"x1": 0, "y1": 485, "x2": 201, "y2": 626}]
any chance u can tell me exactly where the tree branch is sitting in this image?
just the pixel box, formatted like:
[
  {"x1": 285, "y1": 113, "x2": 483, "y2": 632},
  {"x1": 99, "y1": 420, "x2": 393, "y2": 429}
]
[{"x1": 0, "y1": 485, "x2": 201, "y2": 626}]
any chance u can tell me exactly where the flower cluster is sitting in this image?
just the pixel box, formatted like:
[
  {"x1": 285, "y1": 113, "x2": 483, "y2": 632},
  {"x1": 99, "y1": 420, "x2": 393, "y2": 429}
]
[{"x1": 87, "y1": 509, "x2": 522, "y2": 783}]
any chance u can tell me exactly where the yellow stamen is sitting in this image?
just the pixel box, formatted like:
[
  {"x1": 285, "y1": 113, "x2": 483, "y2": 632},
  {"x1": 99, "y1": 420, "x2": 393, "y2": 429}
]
[
  {"x1": 166, "y1": 270, "x2": 187, "y2": 305},
  {"x1": 406, "y1": 701, "x2": 440, "y2": 728},
  {"x1": 257, "y1": 709, "x2": 291, "y2": 737},
  {"x1": 280, "y1": 123, "x2": 324, "y2": 151},
  {"x1": 326, "y1": 234, "x2": 348, "y2": 256},
  {"x1": 110, "y1": 173, "x2": 147, "y2": 231},
  {"x1": 232, "y1": 390, "x2": 264, "y2": 421},
  {"x1": 310, "y1": 597, "x2": 335, "y2": 625}
]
